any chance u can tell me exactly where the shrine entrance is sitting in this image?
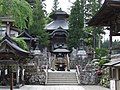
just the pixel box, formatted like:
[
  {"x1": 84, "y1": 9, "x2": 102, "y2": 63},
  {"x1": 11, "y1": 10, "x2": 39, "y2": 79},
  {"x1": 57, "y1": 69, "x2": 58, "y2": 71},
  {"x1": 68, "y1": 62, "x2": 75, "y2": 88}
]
[
  {"x1": 55, "y1": 63, "x2": 66, "y2": 71},
  {"x1": 55, "y1": 52, "x2": 67, "y2": 71},
  {"x1": 51, "y1": 48, "x2": 70, "y2": 71}
]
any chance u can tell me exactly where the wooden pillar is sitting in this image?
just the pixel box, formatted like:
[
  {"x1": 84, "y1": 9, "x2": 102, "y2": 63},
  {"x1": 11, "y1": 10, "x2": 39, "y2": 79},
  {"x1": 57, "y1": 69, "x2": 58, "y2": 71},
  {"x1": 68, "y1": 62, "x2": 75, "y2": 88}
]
[
  {"x1": 109, "y1": 67, "x2": 112, "y2": 79},
  {"x1": 0, "y1": 70, "x2": 2, "y2": 76},
  {"x1": 6, "y1": 22, "x2": 10, "y2": 35},
  {"x1": 93, "y1": 28, "x2": 96, "y2": 50},
  {"x1": 109, "y1": 27, "x2": 112, "y2": 60},
  {"x1": 10, "y1": 68, "x2": 13, "y2": 90}
]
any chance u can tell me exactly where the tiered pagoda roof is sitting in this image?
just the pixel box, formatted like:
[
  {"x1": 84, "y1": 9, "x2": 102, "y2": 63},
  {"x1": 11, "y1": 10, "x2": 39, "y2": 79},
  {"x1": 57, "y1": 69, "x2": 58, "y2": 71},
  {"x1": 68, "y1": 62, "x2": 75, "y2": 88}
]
[
  {"x1": 45, "y1": 10, "x2": 69, "y2": 31},
  {"x1": 49, "y1": 10, "x2": 69, "y2": 20}
]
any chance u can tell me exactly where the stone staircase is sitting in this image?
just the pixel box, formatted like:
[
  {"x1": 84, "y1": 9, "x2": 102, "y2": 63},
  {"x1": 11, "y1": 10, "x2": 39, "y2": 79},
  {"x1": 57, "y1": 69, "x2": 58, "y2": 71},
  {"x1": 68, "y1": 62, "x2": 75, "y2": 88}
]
[{"x1": 46, "y1": 70, "x2": 78, "y2": 85}]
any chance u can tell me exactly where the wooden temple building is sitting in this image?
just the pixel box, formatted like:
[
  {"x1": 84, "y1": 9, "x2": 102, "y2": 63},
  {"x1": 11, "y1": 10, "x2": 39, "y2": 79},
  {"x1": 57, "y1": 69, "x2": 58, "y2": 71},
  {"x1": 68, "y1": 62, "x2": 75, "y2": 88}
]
[
  {"x1": 45, "y1": 9, "x2": 69, "y2": 51},
  {"x1": 88, "y1": 0, "x2": 120, "y2": 90},
  {"x1": 0, "y1": 17, "x2": 30, "y2": 88},
  {"x1": 17, "y1": 30, "x2": 37, "y2": 50},
  {"x1": 45, "y1": 10, "x2": 70, "y2": 71},
  {"x1": 0, "y1": 17, "x2": 20, "y2": 37}
]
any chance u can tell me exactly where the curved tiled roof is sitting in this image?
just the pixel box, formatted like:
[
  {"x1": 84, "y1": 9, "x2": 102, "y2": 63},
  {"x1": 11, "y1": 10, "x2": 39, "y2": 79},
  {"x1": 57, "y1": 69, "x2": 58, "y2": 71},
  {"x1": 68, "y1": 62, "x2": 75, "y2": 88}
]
[
  {"x1": 88, "y1": 0, "x2": 120, "y2": 26},
  {"x1": 45, "y1": 20, "x2": 69, "y2": 30},
  {"x1": 50, "y1": 10, "x2": 69, "y2": 19},
  {"x1": 0, "y1": 34, "x2": 29, "y2": 58},
  {"x1": 53, "y1": 48, "x2": 70, "y2": 53},
  {"x1": 50, "y1": 27, "x2": 68, "y2": 38}
]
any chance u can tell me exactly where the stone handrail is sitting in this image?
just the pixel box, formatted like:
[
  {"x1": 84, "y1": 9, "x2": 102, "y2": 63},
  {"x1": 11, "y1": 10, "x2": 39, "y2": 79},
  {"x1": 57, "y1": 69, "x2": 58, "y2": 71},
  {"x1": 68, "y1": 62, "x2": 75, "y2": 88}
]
[
  {"x1": 45, "y1": 64, "x2": 48, "y2": 84},
  {"x1": 76, "y1": 65, "x2": 80, "y2": 84}
]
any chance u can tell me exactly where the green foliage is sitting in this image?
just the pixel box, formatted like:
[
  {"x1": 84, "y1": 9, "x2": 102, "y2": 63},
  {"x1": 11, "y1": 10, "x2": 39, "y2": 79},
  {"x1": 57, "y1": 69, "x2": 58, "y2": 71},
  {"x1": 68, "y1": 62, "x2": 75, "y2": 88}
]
[
  {"x1": 0, "y1": 0, "x2": 33, "y2": 29},
  {"x1": 100, "y1": 68, "x2": 110, "y2": 88},
  {"x1": 13, "y1": 38, "x2": 28, "y2": 51},
  {"x1": 95, "y1": 48, "x2": 108, "y2": 58},
  {"x1": 98, "y1": 59, "x2": 108, "y2": 67},
  {"x1": 84, "y1": 0, "x2": 104, "y2": 49},
  {"x1": 52, "y1": 0, "x2": 59, "y2": 11},
  {"x1": 45, "y1": 16, "x2": 52, "y2": 24},
  {"x1": 102, "y1": 39, "x2": 109, "y2": 49},
  {"x1": 84, "y1": 27, "x2": 93, "y2": 46},
  {"x1": 95, "y1": 48, "x2": 109, "y2": 67},
  {"x1": 29, "y1": 0, "x2": 49, "y2": 46},
  {"x1": 84, "y1": 0, "x2": 101, "y2": 21},
  {"x1": 68, "y1": 0, "x2": 85, "y2": 49},
  {"x1": 0, "y1": 0, "x2": 3, "y2": 13}
]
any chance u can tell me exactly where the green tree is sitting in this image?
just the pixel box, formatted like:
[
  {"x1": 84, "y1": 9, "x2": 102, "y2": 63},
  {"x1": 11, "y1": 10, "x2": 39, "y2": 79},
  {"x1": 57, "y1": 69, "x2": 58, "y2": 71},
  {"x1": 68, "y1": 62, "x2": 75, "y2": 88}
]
[
  {"x1": 29, "y1": 0, "x2": 49, "y2": 46},
  {"x1": 68, "y1": 0, "x2": 85, "y2": 49},
  {"x1": 52, "y1": 0, "x2": 59, "y2": 11},
  {"x1": 13, "y1": 38, "x2": 28, "y2": 51},
  {"x1": 0, "y1": 0, "x2": 33, "y2": 29},
  {"x1": 85, "y1": 0, "x2": 104, "y2": 49}
]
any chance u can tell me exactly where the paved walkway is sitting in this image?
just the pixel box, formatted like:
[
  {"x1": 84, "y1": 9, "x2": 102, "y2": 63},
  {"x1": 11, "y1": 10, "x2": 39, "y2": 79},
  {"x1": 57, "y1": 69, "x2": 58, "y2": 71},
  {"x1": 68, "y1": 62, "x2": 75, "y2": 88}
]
[{"x1": 1, "y1": 85, "x2": 110, "y2": 90}]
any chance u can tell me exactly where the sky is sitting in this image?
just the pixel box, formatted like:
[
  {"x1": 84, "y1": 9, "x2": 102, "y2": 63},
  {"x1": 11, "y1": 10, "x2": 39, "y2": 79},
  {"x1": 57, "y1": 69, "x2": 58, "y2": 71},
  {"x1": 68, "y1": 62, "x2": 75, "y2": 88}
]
[
  {"x1": 44, "y1": 0, "x2": 75, "y2": 13},
  {"x1": 44, "y1": 0, "x2": 120, "y2": 41}
]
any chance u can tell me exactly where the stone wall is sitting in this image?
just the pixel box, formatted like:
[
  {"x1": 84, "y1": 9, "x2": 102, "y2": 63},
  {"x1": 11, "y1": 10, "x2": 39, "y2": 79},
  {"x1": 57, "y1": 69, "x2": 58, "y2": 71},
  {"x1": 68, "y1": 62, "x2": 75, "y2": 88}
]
[
  {"x1": 79, "y1": 70, "x2": 98, "y2": 85},
  {"x1": 25, "y1": 70, "x2": 46, "y2": 85}
]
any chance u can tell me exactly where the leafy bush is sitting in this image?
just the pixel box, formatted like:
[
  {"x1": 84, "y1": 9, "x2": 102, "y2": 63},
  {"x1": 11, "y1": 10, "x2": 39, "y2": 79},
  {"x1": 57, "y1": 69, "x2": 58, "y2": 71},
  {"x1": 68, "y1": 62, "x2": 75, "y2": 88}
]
[
  {"x1": 100, "y1": 68, "x2": 110, "y2": 88},
  {"x1": 13, "y1": 38, "x2": 28, "y2": 51},
  {"x1": 95, "y1": 48, "x2": 108, "y2": 58}
]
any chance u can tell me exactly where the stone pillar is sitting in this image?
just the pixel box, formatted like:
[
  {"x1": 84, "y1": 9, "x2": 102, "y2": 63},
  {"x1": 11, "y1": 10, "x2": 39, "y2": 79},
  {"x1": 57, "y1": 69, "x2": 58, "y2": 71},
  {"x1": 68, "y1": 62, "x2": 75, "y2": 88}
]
[
  {"x1": 21, "y1": 68, "x2": 25, "y2": 85},
  {"x1": 67, "y1": 54, "x2": 70, "y2": 71},
  {"x1": 0, "y1": 70, "x2": 1, "y2": 76},
  {"x1": 16, "y1": 65, "x2": 20, "y2": 85},
  {"x1": 51, "y1": 54, "x2": 56, "y2": 70},
  {"x1": 48, "y1": 52, "x2": 51, "y2": 68},
  {"x1": 116, "y1": 69, "x2": 119, "y2": 80}
]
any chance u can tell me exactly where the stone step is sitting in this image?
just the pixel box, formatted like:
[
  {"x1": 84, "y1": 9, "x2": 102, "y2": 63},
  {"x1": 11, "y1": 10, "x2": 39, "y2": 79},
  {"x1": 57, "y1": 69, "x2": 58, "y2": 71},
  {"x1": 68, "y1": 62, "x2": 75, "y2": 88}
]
[
  {"x1": 47, "y1": 71, "x2": 78, "y2": 85},
  {"x1": 47, "y1": 78, "x2": 77, "y2": 80},
  {"x1": 48, "y1": 74, "x2": 76, "y2": 77},
  {"x1": 48, "y1": 74, "x2": 76, "y2": 76},
  {"x1": 47, "y1": 81, "x2": 78, "y2": 83},
  {"x1": 47, "y1": 82, "x2": 78, "y2": 85},
  {"x1": 48, "y1": 76, "x2": 76, "y2": 78}
]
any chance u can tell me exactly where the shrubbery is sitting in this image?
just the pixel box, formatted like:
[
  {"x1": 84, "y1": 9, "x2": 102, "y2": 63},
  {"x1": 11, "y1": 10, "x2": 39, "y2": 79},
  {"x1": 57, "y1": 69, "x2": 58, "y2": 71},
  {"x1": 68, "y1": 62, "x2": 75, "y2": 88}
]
[{"x1": 13, "y1": 38, "x2": 28, "y2": 51}]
